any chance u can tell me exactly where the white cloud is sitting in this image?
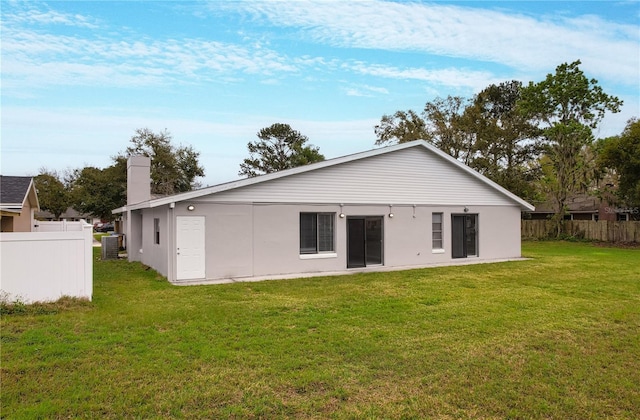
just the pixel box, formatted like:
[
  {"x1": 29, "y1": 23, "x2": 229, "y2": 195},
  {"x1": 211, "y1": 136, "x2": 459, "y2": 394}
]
[
  {"x1": 5, "y1": 1, "x2": 634, "y2": 97},
  {"x1": 228, "y1": 1, "x2": 639, "y2": 85},
  {"x1": 1, "y1": 0, "x2": 635, "y2": 185},
  {"x1": 3, "y1": 4, "x2": 100, "y2": 29},
  {"x1": 345, "y1": 62, "x2": 501, "y2": 93},
  {"x1": 0, "y1": 26, "x2": 304, "y2": 89},
  {"x1": 343, "y1": 84, "x2": 390, "y2": 97}
]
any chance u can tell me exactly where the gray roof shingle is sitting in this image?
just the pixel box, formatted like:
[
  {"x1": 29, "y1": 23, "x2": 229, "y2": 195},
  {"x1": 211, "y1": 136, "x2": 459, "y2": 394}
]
[{"x1": 0, "y1": 176, "x2": 33, "y2": 205}]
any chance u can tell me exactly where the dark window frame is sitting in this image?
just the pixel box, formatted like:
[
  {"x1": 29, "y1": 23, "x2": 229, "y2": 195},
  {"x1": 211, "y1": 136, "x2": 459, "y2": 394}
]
[{"x1": 300, "y1": 212, "x2": 335, "y2": 254}]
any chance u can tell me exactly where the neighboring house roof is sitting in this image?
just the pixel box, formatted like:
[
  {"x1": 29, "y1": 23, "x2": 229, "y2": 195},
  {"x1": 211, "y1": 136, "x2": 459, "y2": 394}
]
[
  {"x1": 531, "y1": 194, "x2": 600, "y2": 214},
  {"x1": 36, "y1": 207, "x2": 93, "y2": 220},
  {"x1": 114, "y1": 140, "x2": 535, "y2": 213},
  {"x1": 0, "y1": 175, "x2": 40, "y2": 212}
]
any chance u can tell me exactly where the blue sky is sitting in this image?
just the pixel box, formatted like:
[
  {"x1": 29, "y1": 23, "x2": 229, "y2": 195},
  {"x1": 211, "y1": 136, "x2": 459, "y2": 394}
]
[{"x1": 2, "y1": 1, "x2": 639, "y2": 186}]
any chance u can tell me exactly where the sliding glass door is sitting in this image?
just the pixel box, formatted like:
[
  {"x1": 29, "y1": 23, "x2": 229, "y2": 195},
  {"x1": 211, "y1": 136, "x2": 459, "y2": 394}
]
[
  {"x1": 451, "y1": 214, "x2": 478, "y2": 258},
  {"x1": 347, "y1": 216, "x2": 384, "y2": 268}
]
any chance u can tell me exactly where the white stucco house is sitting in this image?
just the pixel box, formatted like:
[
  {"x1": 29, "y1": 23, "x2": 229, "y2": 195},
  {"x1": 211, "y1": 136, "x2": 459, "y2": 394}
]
[{"x1": 114, "y1": 140, "x2": 534, "y2": 284}]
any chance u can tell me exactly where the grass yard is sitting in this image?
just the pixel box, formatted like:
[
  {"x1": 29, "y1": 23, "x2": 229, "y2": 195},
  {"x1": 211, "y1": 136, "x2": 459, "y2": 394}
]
[{"x1": 1, "y1": 241, "x2": 639, "y2": 419}]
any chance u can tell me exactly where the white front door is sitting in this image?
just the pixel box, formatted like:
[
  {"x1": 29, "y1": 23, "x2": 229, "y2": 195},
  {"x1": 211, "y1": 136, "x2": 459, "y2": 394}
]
[{"x1": 176, "y1": 216, "x2": 206, "y2": 280}]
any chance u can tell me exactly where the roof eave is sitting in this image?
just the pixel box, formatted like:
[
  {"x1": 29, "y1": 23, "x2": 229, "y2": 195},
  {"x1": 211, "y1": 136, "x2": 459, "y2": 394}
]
[
  {"x1": 21, "y1": 179, "x2": 40, "y2": 211},
  {"x1": 112, "y1": 140, "x2": 536, "y2": 212},
  {"x1": 142, "y1": 141, "x2": 442, "y2": 209},
  {"x1": 1, "y1": 208, "x2": 22, "y2": 215}
]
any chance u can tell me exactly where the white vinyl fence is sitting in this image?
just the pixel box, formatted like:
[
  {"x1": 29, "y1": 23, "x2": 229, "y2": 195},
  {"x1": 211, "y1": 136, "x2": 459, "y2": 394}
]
[
  {"x1": 34, "y1": 220, "x2": 89, "y2": 232},
  {"x1": 0, "y1": 222, "x2": 93, "y2": 303}
]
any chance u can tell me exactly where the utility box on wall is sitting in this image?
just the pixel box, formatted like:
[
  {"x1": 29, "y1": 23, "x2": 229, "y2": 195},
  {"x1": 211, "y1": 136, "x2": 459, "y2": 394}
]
[{"x1": 101, "y1": 236, "x2": 119, "y2": 260}]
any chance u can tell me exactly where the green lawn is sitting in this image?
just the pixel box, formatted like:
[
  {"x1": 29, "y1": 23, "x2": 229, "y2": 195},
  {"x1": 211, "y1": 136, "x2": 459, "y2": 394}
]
[{"x1": 2, "y1": 242, "x2": 639, "y2": 419}]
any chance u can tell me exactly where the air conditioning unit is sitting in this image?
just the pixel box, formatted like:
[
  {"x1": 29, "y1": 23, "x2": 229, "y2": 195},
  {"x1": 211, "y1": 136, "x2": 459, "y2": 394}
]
[{"x1": 101, "y1": 235, "x2": 119, "y2": 260}]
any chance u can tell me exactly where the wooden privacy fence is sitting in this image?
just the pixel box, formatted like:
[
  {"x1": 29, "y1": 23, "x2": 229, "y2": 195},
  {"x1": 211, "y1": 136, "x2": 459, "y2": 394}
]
[{"x1": 522, "y1": 220, "x2": 640, "y2": 243}]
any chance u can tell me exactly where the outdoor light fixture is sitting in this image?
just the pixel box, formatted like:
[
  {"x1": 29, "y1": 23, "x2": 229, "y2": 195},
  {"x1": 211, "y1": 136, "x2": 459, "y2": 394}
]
[
  {"x1": 464, "y1": 207, "x2": 469, "y2": 213},
  {"x1": 187, "y1": 205, "x2": 195, "y2": 211},
  {"x1": 339, "y1": 204, "x2": 345, "y2": 218},
  {"x1": 388, "y1": 205, "x2": 394, "y2": 218}
]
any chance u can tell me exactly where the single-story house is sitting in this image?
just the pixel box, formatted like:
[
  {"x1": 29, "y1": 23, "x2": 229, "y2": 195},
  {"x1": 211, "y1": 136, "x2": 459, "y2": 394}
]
[
  {"x1": 0, "y1": 176, "x2": 40, "y2": 232},
  {"x1": 114, "y1": 140, "x2": 534, "y2": 283}
]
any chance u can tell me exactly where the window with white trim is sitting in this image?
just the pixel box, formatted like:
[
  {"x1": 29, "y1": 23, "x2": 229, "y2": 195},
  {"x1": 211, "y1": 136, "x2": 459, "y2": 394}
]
[
  {"x1": 432, "y1": 213, "x2": 443, "y2": 250},
  {"x1": 300, "y1": 213, "x2": 335, "y2": 254}
]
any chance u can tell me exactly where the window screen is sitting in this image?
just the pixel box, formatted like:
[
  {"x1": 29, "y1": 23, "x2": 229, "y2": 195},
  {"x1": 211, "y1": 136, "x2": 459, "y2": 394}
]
[
  {"x1": 432, "y1": 213, "x2": 443, "y2": 249},
  {"x1": 300, "y1": 213, "x2": 335, "y2": 254}
]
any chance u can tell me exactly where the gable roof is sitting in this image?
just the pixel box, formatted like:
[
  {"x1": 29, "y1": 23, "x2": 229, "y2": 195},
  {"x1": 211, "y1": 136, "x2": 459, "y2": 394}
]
[
  {"x1": 0, "y1": 176, "x2": 40, "y2": 211},
  {"x1": 114, "y1": 140, "x2": 535, "y2": 213}
]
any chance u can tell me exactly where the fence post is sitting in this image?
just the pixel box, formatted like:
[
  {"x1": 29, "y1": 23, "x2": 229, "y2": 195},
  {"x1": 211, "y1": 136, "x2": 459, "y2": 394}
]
[{"x1": 82, "y1": 222, "x2": 93, "y2": 300}]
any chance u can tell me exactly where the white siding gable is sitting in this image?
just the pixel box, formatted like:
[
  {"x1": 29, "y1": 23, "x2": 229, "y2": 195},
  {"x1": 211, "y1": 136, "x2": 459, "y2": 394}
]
[{"x1": 200, "y1": 147, "x2": 515, "y2": 206}]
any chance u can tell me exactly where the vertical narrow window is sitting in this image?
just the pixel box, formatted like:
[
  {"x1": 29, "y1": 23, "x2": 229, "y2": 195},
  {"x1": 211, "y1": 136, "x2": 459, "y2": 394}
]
[
  {"x1": 300, "y1": 213, "x2": 335, "y2": 254},
  {"x1": 154, "y1": 218, "x2": 160, "y2": 245},
  {"x1": 432, "y1": 213, "x2": 443, "y2": 249},
  {"x1": 317, "y1": 213, "x2": 334, "y2": 252},
  {"x1": 300, "y1": 213, "x2": 317, "y2": 253}
]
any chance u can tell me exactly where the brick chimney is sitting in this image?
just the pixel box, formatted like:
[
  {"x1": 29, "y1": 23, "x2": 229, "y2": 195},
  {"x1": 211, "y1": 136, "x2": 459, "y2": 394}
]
[{"x1": 127, "y1": 156, "x2": 151, "y2": 205}]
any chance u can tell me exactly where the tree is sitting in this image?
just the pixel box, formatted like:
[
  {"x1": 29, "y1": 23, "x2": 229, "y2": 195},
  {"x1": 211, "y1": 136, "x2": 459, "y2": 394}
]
[
  {"x1": 467, "y1": 81, "x2": 543, "y2": 201},
  {"x1": 239, "y1": 123, "x2": 325, "y2": 177},
  {"x1": 374, "y1": 110, "x2": 428, "y2": 145},
  {"x1": 519, "y1": 60, "x2": 622, "y2": 236},
  {"x1": 373, "y1": 91, "x2": 542, "y2": 200},
  {"x1": 68, "y1": 161, "x2": 127, "y2": 221},
  {"x1": 116, "y1": 128, "x2": 205, "y2": 195},
  {"x1": 58, "y1": 128, "x2": 203, "y2": 220},
  {"x1": 423, "y1": 96, "x2": 477, "y2": 165},
  {"x1": 374, "y1": 96, "x2": 476, "y2": 165},
  {"x1": 597, "y1": 118, "x2": 640, "y2": 216},
  {"x1": 34, "y1": 169, "x2": 70, "y2": 220}
]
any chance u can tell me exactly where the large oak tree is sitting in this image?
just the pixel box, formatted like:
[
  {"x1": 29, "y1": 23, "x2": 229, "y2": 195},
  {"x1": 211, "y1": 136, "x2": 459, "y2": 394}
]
[
  {"x1": 597, "y1": 118, "x2": 640, "y2": 217},
  {"x1": 68, "y1": 161, "x2": 127, "y2": 221},
  {"x1": 519, "y1": 60, "x2": 622, "y2": 235},
  {"x1": 374, "y1": 96, "x2": 475, "y2": 165},
  {"x1": 239, "y1": 123, "x2": 324, "y2": 177},
  {"x1": 34, "y1": 169, "x2": 70, "y2": 220},
  {"x1": 59, "y1": 128, "x2": 205, "y2": 221},
  {"x1": 115, "y1": 128, "x2": 205, "y2": 195},
  {"x1": 374, "y1": 91, "x2": 542, "y2": 201},
  {"x1": 468, "y1": 81, "x2": 542, "y2": 201}
]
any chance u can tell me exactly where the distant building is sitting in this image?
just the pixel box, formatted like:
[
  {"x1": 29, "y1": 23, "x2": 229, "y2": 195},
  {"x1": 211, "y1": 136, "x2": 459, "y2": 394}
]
[
  {"x1": 529, "y1": 194, "x2": 631, "y2": 221},
  {"x1": 0, "y1": 176, "x2": 40, "y2": 232},
  {"x1": 36, "y1": 207, "x2": 97, "y2": 225}
]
